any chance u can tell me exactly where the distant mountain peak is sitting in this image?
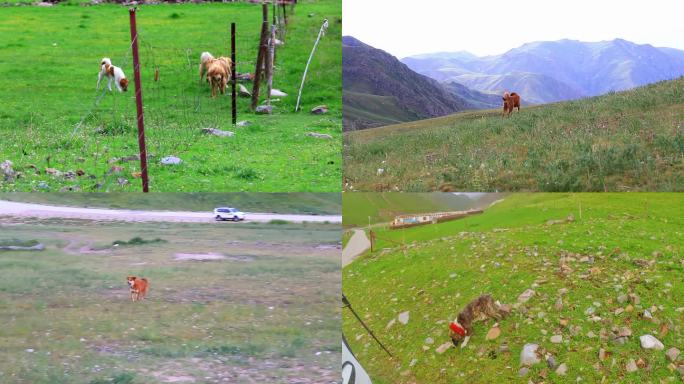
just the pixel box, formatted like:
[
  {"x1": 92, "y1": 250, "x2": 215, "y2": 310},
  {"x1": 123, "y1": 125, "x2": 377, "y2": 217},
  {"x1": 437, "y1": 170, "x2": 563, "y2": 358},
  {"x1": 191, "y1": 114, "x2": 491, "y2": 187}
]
[{"x1": 401, "y1": 38, "x2": 684, "y2": 104}]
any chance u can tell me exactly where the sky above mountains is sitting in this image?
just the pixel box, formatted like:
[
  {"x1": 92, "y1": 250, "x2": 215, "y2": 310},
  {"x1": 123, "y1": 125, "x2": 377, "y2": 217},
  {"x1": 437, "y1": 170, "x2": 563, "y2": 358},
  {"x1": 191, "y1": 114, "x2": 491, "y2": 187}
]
[{"x1": 343, "y1": 0, "x2": 684, "y2": 57}]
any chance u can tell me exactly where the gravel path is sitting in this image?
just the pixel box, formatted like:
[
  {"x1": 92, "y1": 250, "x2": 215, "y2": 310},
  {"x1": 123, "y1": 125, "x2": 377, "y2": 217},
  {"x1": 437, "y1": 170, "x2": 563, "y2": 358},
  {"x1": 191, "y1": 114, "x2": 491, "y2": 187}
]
[
  {"x1": 342, "y1": 229, "x2": 370, "y2": 267},
  {"x1": 0, "y1": 200, "x2": 341, "y2": 223}
]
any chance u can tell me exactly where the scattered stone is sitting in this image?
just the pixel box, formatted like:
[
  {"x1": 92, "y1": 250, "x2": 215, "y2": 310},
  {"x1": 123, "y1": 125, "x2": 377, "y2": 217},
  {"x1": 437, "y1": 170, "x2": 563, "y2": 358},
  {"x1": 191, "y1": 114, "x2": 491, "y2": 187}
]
[
  {"x1": 424, "y1": 337, "x2": 434, "y2": 345},
  {"x1": 518, "y1": 367, "x2": 529, "y2": 377},
  {"x1": 409, "y1": 358, "x2": 417, "y2": 367},
  {"x1": 377, "y1": 168, "x2": 384, "y2": 175},
  {"x1": 311, "y1": 105, "x2": 328, "y2": 114},
  {"x1": 255, "y1": 105, "x2": 272, "y2": 114},
  {"x1": 666, "y1": 347, "x2": 680, "y2": 362},
  {"x1": 117, "y1": 178, "x2": 129, "y2": 187},
  {"x1": 554, "y1": 298, "x2": 563, "y2": 311},
  {"x1": 25, "y1": 349, "x2": 35, "y2": 353},
  {"x1": 550, "y1": 335, "x2": 563, "y2": 344},
  {"x1": 435, "y1": 342, "x2": 452, "y2": 354},
  {"x1": 45, "y1": 167, "x2": 61, "y2": 176},
  {"x1": 547, "y1": 355, "x2": 557, "y2": 369},
  {"x1": 598, "y1": 348, "x2": 607, "y2": 361},
  {"x1": 305, "y1": 132, "x2": 333, "y2": 139},
  {"x1": 1, "y1": 160, "x2": 14, "y2": 179},
  {"x1": 270, "y1": 89, "x2": 287, "y2": 97},
  {"x1": 238, "y1": 84, "x2": 251, "y2": 97},
  {"x1": 121, "y1": 155, "x2": 139, "y2": 162},
  {"x1": 520, "y1": 343, "x2": 542, "y2": 366},
  {"x1": 625, "y1": 359, "x2": 638, "y2": 373},
  {"x1": 398, "y1": 311, "x2": 409, "y2": 325},
  {"x1": 385, "y1": 318, "x2": 395, "y2": 330},
  {"x1": 584, "y1": 307, "x2": 596, "y2": 316},
  {"x1": 643, "y1": 309, "x2": 653, "y2": 320},
  {"x1": 628, "y1": 293, "x2": 640, "y2": 305},
  {"x1": 636, "y1": 358, "x2": 647, "y2": 368},
  {"x1": 617, "y1": 294, "x2": 628, "y2": 303},
  {"x1": 161, "y1": 156, "x2": 182, "y2": 165},
  {"x1": 202, "y1": 128, "x2": 235, "y2": 137},
  {"x1": 558, "y1": 288, "x2": 569, "y2": 295},
  {"x1": 517, "y1": 289, "x2": 535, "y2": 304},
  {"x1": 236, "y1": 120, "x2": 252, "y2": 128},
  {"x1": 59, "y1": 185, "x2": 81, "y2": 192},
  {"x1": 639, "y1": 334, "x2": 664, "y2": 350},
  {"x1": 587, "y1": 331, "x2": 596, "y2": 338},
  {"x1": 486, "y1": 326, "x2": 501, "y2": 340},
  {"x1": 555, "y1": 363, "x2": 568, "y2": 376},
  {"x1": 37, "y1": 181, "x2": 49, "y2": 190},
  {"x1": 108, "y1": 166, "x2": 124, "y2": 175},
  {"x1": 625, "y1": 304, "x2": 634, "y2": 312},
  {"x1": 235, "y1": 73, "x2": 253, "y2": 82}
]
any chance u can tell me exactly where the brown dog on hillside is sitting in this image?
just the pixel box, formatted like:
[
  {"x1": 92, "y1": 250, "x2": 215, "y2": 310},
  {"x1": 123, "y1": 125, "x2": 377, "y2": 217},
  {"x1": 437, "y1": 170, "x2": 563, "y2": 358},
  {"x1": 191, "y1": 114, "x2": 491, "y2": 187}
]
[
  {"x1": 127, "y1": 276, "x2": 149, "y2": 302},
  {"x1": 502, "y1": 92, "x2": 521, "y2": 117},
  {"x1": 449, "y1": 294, "x2": 510, "y2": 346}
]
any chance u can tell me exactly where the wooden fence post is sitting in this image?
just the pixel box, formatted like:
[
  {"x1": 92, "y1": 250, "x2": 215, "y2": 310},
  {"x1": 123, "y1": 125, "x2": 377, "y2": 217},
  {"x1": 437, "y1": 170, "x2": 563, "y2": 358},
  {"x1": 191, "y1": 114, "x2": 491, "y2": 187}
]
[
  {"x1": 250, "y1": 4, "x2": 268, "y2": 110},
  {"x1": 129, "y1": 7, "x2": 149, "y2": 193}
]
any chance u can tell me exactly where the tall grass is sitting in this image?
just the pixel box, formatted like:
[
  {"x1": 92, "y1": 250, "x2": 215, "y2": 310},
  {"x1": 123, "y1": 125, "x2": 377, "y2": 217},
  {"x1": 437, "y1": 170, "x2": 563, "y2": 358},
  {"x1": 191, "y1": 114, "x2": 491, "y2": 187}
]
[{"x1": 344, "y1": 78, "x2": 684, "y2": 192}]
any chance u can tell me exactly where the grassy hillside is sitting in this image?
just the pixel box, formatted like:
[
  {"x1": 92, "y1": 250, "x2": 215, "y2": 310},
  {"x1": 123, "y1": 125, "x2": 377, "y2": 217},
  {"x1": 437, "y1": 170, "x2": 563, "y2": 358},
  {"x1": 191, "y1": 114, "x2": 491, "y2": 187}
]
[
  {"x1": 0, "y1": 216, "x2": 340, "y2": 383},
  {"x1": 343, "y1": 193, "x2": 684, "y2": 383},
  {"x1": 341, "y1": 192, "x2": 488, "y2": 228},
  {"x1": 344, "y1": 77, "x2": 684, "y2": 192},
  {"x1": 343, "y1": 91, "x2": 419, "y2": 130},
  {"x1": 0, "y1": 1, "x2": 341, "y2": 192},
  {"x1": 0, "y1": 192, "x2": 341, "y2": 214}
]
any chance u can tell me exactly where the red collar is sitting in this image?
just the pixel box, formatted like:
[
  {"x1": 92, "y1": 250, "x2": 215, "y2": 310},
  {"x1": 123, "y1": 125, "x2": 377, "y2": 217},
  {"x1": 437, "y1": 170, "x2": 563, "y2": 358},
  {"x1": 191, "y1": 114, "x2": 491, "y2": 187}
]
[{"x1": 449, "y1": 322, "x2": 466, "y2": 337}]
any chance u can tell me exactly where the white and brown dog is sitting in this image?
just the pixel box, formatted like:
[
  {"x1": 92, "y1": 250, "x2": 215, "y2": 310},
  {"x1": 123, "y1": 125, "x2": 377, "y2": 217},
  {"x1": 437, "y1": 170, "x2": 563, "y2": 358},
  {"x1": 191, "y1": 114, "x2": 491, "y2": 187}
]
[{"x1": 97, "y1": 58, "x2": 129, "y2": 92}]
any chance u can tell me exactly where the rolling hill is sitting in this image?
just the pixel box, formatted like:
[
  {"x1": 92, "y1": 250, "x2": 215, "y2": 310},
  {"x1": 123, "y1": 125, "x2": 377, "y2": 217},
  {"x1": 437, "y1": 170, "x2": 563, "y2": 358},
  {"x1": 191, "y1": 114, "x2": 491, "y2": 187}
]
[
  {"x1": 343, "y1": 193, "x2": 684, "y2": 383},
  {"x1": 402, "y1": 38, "x2": 684, "y2": 104},
  {"x1": 344, "y1": 76, "x2": 684, "y2": 192},
  {"x1": 342, "y1": 36, "x2": 492, "y2": 131}
]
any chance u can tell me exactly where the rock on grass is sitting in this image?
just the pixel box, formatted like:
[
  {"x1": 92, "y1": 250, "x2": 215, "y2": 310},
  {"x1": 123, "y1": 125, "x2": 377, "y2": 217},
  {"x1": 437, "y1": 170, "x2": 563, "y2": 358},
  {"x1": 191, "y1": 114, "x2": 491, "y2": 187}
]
[{"x1": 640, "y1": 335, "x2": 664, "y2": 350}]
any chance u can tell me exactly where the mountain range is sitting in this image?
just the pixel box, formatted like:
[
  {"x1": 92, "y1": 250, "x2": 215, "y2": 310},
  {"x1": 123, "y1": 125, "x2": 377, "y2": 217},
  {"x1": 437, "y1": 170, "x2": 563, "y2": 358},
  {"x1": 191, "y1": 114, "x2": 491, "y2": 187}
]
[
  {"x1": 342, "y1": 36, "x2": 499, "y2": 131},
  {"x1": 344, "y1": 36, "x2": 684, "y2": 131},
  {"x1": 402, "y1": 38, "x2": 684, "y2": 104}
]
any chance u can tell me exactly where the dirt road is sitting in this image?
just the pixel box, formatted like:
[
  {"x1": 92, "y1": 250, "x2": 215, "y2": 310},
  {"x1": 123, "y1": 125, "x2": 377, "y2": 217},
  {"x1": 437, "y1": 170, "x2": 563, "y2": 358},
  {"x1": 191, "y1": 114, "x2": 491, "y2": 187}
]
[
  {"x1": 0, "y1": 200, "x2": 341, "y2": 223},
  {"x1": 342, "y1": 229, "x2": 370, "y2": 267}
]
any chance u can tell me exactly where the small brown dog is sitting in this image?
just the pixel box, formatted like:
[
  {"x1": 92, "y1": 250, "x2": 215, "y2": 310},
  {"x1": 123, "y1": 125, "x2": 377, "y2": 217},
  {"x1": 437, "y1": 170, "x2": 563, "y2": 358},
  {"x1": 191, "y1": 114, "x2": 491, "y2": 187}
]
[
  {"x1": 502, "y1": 92, "x2": 521, "y2": 117},
  {"x1": 449, "y1": 294, "x2": 509, "y2": 346},
  {"x1": 127, "y1": 276, "x2": 149, "y2": 302}
]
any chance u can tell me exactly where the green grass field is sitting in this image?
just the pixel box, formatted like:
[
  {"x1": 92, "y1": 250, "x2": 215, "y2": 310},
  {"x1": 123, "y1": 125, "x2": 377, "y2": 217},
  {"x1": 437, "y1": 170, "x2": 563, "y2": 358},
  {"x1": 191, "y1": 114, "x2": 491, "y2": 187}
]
[
  {"x1": 0, "y1": 1, "x2": 341, "y2": 192},
  {"x1": 344, "y1": 78, "x2": 684, "y2": 192},
  {"x1": 343, "y1": 193, "x2": 684, "y2": 383},
  {"x1": 0, "y1": 214, "x2": 341, "y2": 383},
  {"x1": 0, "y1": 192, "x2": 341, "y2": 214}
]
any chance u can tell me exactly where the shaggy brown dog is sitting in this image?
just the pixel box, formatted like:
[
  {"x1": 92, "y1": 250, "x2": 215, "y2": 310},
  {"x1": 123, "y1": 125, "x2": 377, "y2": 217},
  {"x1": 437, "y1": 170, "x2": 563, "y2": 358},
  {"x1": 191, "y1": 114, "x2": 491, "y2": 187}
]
[
  {"x1": 199, "y1": 52, "x2": 233, "y2": 84},
  {"x1": 502, "y1": 92, "x2": 521, "y2": 117},
  {"x1": 449, "y1": 294, "x2": 509, "y2": 345},
  {"x1": 206, "y1": 60, "x2": 228, "y2": 97},
  {"x1": 127, "y1": 276, "x2": 149, "y2": 302}
]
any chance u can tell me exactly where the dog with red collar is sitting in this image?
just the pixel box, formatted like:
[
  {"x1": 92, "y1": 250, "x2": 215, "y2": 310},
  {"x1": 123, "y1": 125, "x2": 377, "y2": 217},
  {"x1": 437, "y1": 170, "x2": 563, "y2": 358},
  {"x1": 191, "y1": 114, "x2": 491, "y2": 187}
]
[{"x1": 449, "y1": 294, "x2": 510, "y2": 346}]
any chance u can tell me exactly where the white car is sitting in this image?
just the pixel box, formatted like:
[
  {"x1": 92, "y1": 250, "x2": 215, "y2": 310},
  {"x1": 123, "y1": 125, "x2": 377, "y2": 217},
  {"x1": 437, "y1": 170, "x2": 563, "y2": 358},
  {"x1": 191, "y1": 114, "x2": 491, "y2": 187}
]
[{"x1": 213, "y1": 207, "x2": 246, "y2": 221}]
